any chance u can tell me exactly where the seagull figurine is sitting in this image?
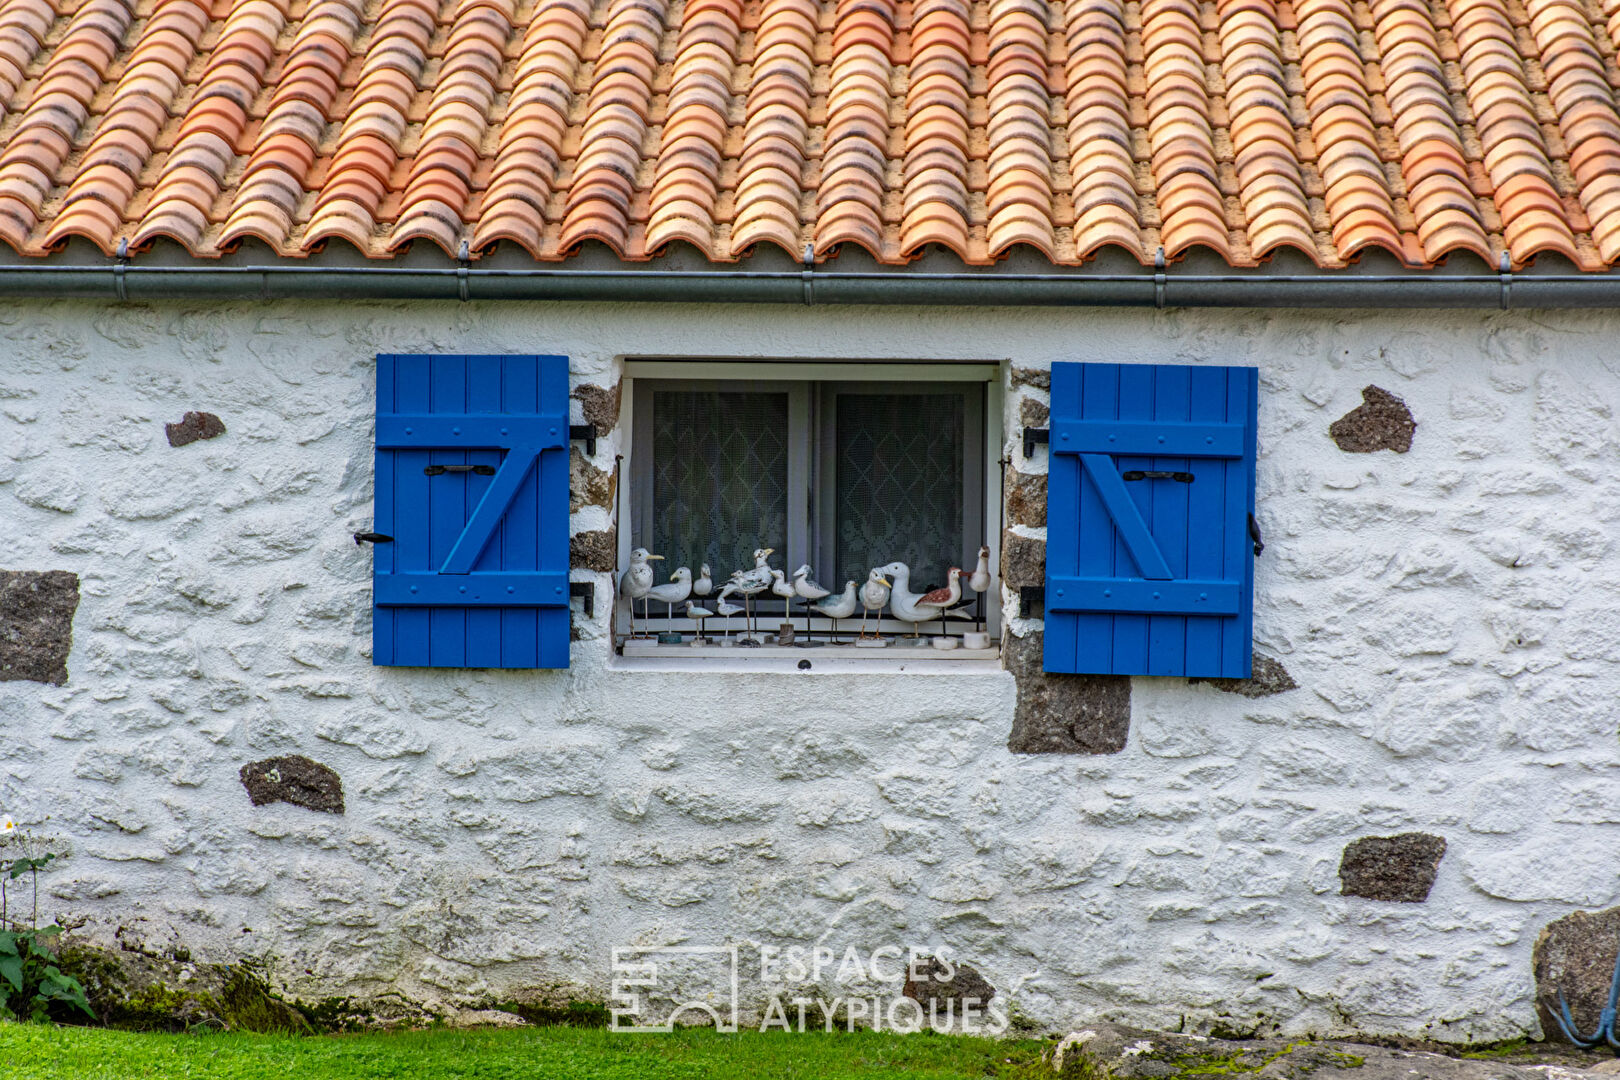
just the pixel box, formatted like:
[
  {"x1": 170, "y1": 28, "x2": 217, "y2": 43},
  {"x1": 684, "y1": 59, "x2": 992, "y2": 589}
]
[
  {"x1": 620, "y1": 547, "x2": 663, "y2": 639},
  {"x1": 713, "y1": 598, "x2": 744, "y2": 643},
  {"x1": 719, "y1": 548, "x2": 776, "y2": 642},
  {"x1": 684, "y1": 600, "x2": 714, "y2": 644},
  {"x1": 915, "y1": 567, "x2": 964, "y2": 639},
  {"x1": 858, "y1": 569, "x2": 891, "y2": 640},
  {"x1": 693, "y1": 563, "x2": 713, "y2": 598},
  {"x1": 967, "y1": 544, "x2": 991, "y2": 631},
  {"x1": 812, "y1": 581, "x2": 859, "y2": 644},
  {"x1": 645, "y1": 567, "x2": 694, "y2": 632},
  {"x1": 792, "y1": 564, "x2": 832, "y2": 641},
  {"x1": 768, "y1": 569, "x2": 799, "y2": 640},
  {"x1": 876, "y1": 562, "x2": 969, "y2": 638}
]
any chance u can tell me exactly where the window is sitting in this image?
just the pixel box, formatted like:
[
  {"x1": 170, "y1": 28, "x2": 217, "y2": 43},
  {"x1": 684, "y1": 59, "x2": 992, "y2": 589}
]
[{"x1": 621, "y1": 362, "x2": 998, "y2": 656}]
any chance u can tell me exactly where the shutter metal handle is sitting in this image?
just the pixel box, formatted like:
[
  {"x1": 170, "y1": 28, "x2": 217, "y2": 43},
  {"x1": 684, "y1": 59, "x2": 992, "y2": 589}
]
[
  {"x1": 424, "y1": 464, "x2": 496, "y2": 476},
  {"x1": 1121, "y1": 470, "x2": 1194, "y2": 483},
  {"x1": 1248, "y1": 513, "x2": 1264, "y2": 557},
  {"x1": 353, "y1": 532, "x2": 394, "y2": 545}
]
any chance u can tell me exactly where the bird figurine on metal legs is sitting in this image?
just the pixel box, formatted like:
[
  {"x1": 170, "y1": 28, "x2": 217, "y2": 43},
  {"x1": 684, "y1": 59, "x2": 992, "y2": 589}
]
[
  {"x1": 858, "y1": 569, "x2": 891, "y2": 641},
  {"x1": 646, "y1": 567, "x2": 694, "y2": 640},
  {"x1": 768, "y1": 569, "x2": 798, "y2": 641},
  {"x1": 620, "y1": 547, "x2": 663, "y2": 639},
  {"x1": 693, "y1": 563, "x2": 713, "y2": 598},
  {"x1": 684, "y1": 600, "x2": 714, "y2": 645},
  {"x1": 813, "y1": 581, "x2": 859, "y2": 644},
  {"x1": 915, "y1": 567, "x2": 964, "y2": 639},
  {"x1": 714, "y1": 598, "x2": 744, "y2": 644},
  {"x1": 719, "y1": 548, "x2": 776, "y2": 643},
  {"x1": 968, "y1": 544, "x2": 991, "y2": 631},
  {"x1": 792, "y1": 564, "x2": 832, "y2": 643}
]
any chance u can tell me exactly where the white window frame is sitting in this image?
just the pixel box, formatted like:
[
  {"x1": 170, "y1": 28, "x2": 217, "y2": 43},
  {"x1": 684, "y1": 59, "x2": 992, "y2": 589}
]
[{"x1": 614, "y1": 359, "x2": 1004, "y2": 664}]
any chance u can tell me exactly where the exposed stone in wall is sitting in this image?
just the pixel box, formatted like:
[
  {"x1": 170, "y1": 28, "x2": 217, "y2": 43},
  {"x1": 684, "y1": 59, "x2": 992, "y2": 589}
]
[
  {"x1": 1010, "y1": 367, "x2": 1051, "y2": 391},
  {"x1": 1533, "y1": 906, "x2": 1620, "y2": 1044},
  {"x1": 1004, "y1": 631, "x2": 1130, "y2": 754},
  {"x1": 571, "y1": 530, "x2": 616, "y2": 573},
  {"x1": 239, "y1": 755, "x2": 344, "y2": 814},
  {"x1": 0, "y1": 569, "x2": 79, "y2": 685},
  {"x1": 1001, "y1": 532, "x2": 1045, "y2": 589},
  {"x1": 570, "y1": 449, "x2": 616, "y2": 512},
  {"x1": 164, "y1": 411, "x2": 226, "y2": 447},
  {"x1": 1201, "y1": 653, "x2": 1298, "y2": 698},
  {"x1": 573, "y1": 382, "x2": 621, "y2": 433},
  {"x1": 1018, "y1": 397, "x2": 1049, "y2": 429},
  {"x1": 1330, "y1": 386, "x2": 1416, "y2": 453},
  {"x1": 1338, "y1": 833, "x2": 1445, "y2": 902},
  {"x1": 1006, "y1": 472, "x2": 1046, "y2": 529},
  {"x1": 902, "y1": 956, "x2": 996, "y2": 1009}
]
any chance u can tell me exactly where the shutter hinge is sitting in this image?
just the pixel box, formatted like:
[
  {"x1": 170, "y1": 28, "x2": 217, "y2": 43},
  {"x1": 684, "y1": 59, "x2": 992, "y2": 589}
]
[
  {"x1": 569, "y1": 423, "x2": 598, "y2": 456},
  {"x1": 1248, "y1": 513, "x2": 1264, "y2": 557},
  {"x1": 113, "y1": 238, "x2": 129, "y2": 302},
  {"x1": 457, "y1": 240, "x2": 471, "y2": 303},
  {"x1": 1022, "y1": 426, "x2": 1049, "y2": 458},
  {"x1": 569, "y1": 580, "x2": 595, "y2": 618},
  {"x1": 801, "y1": 243, "x2": 815, "y2": 305},
  {"x1": 1018, "y1": 585, "x2": 1044, "y2": 618},
  {"x1": 353, "y1": 532, "x2": 394, "y2": 545}
]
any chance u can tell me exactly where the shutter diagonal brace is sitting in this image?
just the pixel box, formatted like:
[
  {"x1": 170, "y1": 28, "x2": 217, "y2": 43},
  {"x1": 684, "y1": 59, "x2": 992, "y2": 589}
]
[
  {"x1": 440, "y1": 446, "x2": 541, "y2": 574},
  {"x1": 1079, "y1": 454, "x2": 1174, "y2": 580}
]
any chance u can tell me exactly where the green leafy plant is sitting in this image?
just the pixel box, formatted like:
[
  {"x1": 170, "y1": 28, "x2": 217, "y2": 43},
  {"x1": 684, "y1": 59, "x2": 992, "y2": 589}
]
[{"x1": 0, "y1": 818, "x2": 93, "y2": 1022}]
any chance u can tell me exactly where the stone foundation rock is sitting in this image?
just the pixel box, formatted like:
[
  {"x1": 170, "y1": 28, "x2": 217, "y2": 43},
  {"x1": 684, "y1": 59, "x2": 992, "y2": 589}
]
[
  {"x1": 1004, "y1": 631, "x2": 1130, "y2": 754},
  {"x1": 239, "y1": 755, "x2": 344, "y2": 814},
  {"x1": 0, "y1": 569, "x2": 80, "y2": 685},
  {"x1": 1330, "y1": 385, "x2": 1416, "y2": 453},
  {"x1": 1338, "y1": 833, "x2": 1446, "y2": 902},
  {"x1": 1534, "y1": 906, "x2": 1620, "y2": 1045}
]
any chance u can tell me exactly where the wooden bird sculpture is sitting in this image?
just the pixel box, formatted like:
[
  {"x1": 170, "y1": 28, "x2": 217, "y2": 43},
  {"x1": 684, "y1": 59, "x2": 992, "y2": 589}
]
[
  {"x1": 693, "y1": 563, "x2": 713, "y2": 598},
  {"x1": 876, "y1": 562, "x2": 969, "y2": 637},
  {"x1": 719, "y1": 548, "x2": 776, "y2": 640},
  {"x1": 813, "y1": 581, "x2": 859, "y2": 643},
  {"x1": 792, "y1": 564, "x2": 832, "y2": 639},
  {"x1": 967, "y1": 544, "x2": 991, "y2": 631},
  {"x1": 685, "y1": 600, "x2": 714, "y2": 643},
  {"x1": 915, "y1": 567, "x2": 964, "y2": 638},
  {"x1": 620, "y1": 547, "x2": 663, "y2": 638},
  {"x1": 858, "y1": 569, "x2": 891, "y2": 640},
  {"x1": 646, "y1": 566, "x2": 693, "y2": 624},
  {"x1": 768, "y1": 569, "x2": 798, "y2": 638}
]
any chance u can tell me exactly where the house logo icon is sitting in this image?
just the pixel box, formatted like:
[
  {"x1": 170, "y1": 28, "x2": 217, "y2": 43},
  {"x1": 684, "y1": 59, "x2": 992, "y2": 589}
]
[{"x1": 610, "y1": 945, "x2": 740, "y2": 1033}]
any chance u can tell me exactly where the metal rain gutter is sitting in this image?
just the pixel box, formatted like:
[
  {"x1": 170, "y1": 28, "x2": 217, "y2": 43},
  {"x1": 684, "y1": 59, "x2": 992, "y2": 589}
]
[{"x1": 2, "y1": 250, "x2": 1619, "y2": 307}]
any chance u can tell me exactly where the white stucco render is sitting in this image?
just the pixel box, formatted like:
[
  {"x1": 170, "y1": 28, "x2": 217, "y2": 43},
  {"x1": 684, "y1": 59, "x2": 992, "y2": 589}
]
[{"x1": 2, "y1": 298, "x2": 1618, "y2": 1042}]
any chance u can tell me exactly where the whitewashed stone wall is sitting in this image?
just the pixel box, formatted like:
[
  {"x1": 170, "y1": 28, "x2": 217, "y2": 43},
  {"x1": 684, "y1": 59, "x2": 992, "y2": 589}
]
[{"x1": 2, "y1": 299, "x2": 1619, "y2": 1042}]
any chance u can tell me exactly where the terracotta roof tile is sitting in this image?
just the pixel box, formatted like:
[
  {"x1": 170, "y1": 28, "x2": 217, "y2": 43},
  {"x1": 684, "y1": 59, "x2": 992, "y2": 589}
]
[{"x1": 4, "y1": 0, "x2": 1620, "y2": 266}]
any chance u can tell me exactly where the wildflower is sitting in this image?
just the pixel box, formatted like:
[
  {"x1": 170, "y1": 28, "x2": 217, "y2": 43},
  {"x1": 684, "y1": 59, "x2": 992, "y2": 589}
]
[{"x1": 0, "y1": 818, "x2": 13, "y2": 834}]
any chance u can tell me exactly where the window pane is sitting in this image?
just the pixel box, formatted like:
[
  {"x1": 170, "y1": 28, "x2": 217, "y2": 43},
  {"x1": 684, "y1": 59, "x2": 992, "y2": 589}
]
[
  {"x1": 834, "y1": 392, "x2": 964, "y2": 592},
  {"x1": 651, "y1": 390, "x2": 790, "y2": 578}
]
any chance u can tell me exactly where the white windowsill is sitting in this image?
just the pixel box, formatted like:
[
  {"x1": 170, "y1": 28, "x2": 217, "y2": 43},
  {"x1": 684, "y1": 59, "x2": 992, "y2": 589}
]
[{"x1": 611, "y1": 638, "x2": 1004, "y2": 674}]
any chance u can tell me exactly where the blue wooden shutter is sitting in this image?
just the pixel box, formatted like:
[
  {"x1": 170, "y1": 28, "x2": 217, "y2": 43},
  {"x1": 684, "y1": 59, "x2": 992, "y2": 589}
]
[
  {"x1": 373, "y1": 355, "x2": 571, "y2": 669},
  {"x1": 1043, "y1": 362, "x2": 1258, "y2": 678}
]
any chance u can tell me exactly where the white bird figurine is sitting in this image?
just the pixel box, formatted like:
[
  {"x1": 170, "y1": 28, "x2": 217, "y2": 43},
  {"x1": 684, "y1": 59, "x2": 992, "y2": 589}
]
[
  {"x1": 693, "y1": 563, "x2": 713, "y2": 598},
  {"x1": 812, "y1": 581, "x2": 859, "y2": 643},
  {"x1": 792, "y1": 564, "x2": 832, "y2": 640},
  {"x1": 769, "y1": 569, "x2": 798, "y2": 640},
  {"x1": 713, "y1": 598, "x2": 744, "y2": 642},
  {"x1": 876, "y1": 562, "x2": 969, "y2": 638},
  {"x1": 719, "y1": 548, "x2": 776, "y2": 641},
  {"x1": 646, "y1": 566, "x2": 693, "y2": 626},
  {"x1": 685, "y1": 600, "x2": 714, "y2": 644},
  {"x1": 967, "y1": 544, "x2": 992, "y2": 632},
  {"x1": 620, "y1": 547, "x2": 663, "y2": 639},
  {"x1": 915, "y1": 566, "x2": 964, "y2": 638},
  {"x1": 858, "y1": 569, "x2": 891, "y2": 640}
]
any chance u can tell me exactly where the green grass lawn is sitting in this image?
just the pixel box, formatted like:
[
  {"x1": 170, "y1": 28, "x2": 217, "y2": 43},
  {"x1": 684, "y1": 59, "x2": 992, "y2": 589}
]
[{"x1": 0, "y1": 1023, "x2": 1056, "y2": 1080}]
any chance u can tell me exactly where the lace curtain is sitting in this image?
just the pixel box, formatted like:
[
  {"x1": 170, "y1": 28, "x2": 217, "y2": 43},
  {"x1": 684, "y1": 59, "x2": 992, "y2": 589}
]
[
  {"x1": 651, "y1": 390, "x2": 790, "y2": 578},
  {"x1": 834, "y1": 393, "x2": 963, "y2": 593}
]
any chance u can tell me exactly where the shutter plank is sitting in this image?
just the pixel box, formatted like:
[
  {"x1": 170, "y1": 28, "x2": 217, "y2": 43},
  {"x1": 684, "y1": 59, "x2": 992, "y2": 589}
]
[
  {"x1": 374, "y1": 356, "x2": 398, "y2": 666},
  {"x1": 1223, "y1": 368, "x2": 1257, "y2": 677},
  {"x1": 536, "y1": 356, "x2": 572, "y2": 670},
  {"x1": 500, "y1": 356, "x2": 542, "y2": 668},
  {"x1": 1184, "y1": 366, "x2": 1230, "y2": 673},
  {"x1": 392, "y1": 355, "x2": 433, "y2": 667},
  {"x1": 1148, "y1": 364, "x2": 1191, "y2": 676},
  {"x1": 465, "y1": 355, "x2": 505, "y2": 668},
  {"x1": 1110, "y1": 364, "x2": 1155, "y2": 676},
  {"x1": 428, "y1": 356, "x2": 470, "y2": 668}
]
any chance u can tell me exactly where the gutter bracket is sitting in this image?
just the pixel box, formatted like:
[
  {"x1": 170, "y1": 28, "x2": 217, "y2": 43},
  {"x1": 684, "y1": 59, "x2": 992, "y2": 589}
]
[
  {"x1": 570, "y1": 580, "x2": 595, "y2": 619},
  {"x1": 1154, "y1": 246, "x2": 1167, "y2": 309},
  {"x1": 113, "y1": 238, "x2": 129, "y2": 302},
  {"x1": 1022, "y1": 426, "x2": 1049, "y2": 458},
  {"x1": 457, "y1": 240, "x2": 471, "y2": 302},
  {"x1": 1499, "y1": 249, "x2": 1512, "y2": 310},
  {"x1": 569, "y1": 423, "x2": 598, "y2": 456},
  {"x1": 801, "y1": 243, "x2": 815, "y2": 305}
]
